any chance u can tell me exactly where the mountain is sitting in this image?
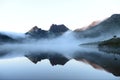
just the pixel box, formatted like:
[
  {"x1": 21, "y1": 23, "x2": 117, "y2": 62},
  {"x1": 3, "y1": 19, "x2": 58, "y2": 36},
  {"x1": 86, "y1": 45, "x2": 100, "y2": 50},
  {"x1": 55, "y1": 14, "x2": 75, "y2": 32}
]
[
  {"x1": 1, "y1": 14, "x2": 120, "y2": 42},
  {"x1": 74, "y1": 14, "x2": 120, "y2": 39},
  {"x1": 26, "y1": 24, "x2": 69, "y2": 39},
  {"x1": 1, "y1": 14, "x2": 120, "y2": 41}
]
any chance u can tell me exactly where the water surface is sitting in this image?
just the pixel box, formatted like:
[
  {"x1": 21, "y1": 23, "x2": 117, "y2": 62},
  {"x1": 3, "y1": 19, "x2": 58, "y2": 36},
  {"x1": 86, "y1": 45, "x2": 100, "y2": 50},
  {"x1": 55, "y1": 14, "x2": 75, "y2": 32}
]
[{"x1": 0, "y1": 46, "x2": 120, "y2": 80}]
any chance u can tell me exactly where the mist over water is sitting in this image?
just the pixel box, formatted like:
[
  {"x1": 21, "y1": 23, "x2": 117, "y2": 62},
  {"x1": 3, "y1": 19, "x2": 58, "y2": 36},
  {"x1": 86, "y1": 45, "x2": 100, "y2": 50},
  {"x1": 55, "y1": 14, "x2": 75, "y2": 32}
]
[
  {"x1": 0, "y1": 28, "x2": 116, "y2": 58},
  {"x1": 0, "y1": 31, "x2": 83, "y2": 58}
]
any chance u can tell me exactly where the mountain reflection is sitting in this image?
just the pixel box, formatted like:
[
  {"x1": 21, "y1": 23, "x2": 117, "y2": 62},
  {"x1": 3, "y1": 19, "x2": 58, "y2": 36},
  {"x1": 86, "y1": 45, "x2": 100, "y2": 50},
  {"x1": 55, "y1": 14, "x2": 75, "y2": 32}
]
[
  {"x1": 25, "y1": 53, "x2": 69, "y2": 65},
  {"x1": 0, "y1": 46, "x2": 120, "y2": 77},
  {"x1": 74, "y1": 48, "x2": 120, "y2": 76}
]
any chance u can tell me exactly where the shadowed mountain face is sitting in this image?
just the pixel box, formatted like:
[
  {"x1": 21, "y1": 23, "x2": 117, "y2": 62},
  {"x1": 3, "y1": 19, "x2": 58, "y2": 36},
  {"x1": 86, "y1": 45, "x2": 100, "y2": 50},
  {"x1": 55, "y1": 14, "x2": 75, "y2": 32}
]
[{"x1": 74, "y1": 14, "x2": 120, "y2": 39}]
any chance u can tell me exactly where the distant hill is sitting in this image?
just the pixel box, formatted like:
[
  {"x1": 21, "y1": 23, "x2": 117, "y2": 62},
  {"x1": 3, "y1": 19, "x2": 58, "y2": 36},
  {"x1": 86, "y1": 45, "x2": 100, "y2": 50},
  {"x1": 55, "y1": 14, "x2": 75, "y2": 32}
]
[
  {"x1": 0, "y1": 33, "x2": 16, "y2": 43},
  {"x1": 74, "y1": 14, "x2": 120, "y2": 39}
]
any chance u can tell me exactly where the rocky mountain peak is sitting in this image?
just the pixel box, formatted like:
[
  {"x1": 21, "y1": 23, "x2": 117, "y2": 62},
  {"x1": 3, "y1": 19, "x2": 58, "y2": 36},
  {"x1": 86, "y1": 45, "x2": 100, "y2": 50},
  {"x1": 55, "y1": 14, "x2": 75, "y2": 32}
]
[
  {"x1": 25, "y1": 26, "x2": 48, "y2": 38},
  {"x1": 49, "y1": 24, "x2": 69, "y2": 33},
  {"x1": 27, "y1": 26, "x2": 41, "y2": 34}
]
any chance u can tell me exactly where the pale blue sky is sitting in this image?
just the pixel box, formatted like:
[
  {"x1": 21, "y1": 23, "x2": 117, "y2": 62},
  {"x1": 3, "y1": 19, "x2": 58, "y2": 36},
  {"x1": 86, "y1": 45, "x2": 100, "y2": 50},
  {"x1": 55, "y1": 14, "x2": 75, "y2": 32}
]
[{"x1": 0, "y1": 0, "x2": 120, "y2": 32}]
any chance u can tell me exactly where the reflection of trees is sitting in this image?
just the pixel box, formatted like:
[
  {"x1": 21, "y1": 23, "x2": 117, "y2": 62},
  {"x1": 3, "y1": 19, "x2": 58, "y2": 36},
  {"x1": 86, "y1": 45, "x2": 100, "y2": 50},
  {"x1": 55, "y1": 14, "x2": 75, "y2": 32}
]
[{"x1": 98, "y1": 45, "x2": 120, "y2": 60}]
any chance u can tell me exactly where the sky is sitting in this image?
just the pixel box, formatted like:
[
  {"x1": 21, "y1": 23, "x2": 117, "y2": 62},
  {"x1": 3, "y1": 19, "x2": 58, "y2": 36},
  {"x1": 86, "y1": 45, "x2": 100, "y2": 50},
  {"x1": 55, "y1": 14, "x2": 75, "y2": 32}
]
[{"x1": 0, "y1": 0, "x2": 120, "y2": 32}]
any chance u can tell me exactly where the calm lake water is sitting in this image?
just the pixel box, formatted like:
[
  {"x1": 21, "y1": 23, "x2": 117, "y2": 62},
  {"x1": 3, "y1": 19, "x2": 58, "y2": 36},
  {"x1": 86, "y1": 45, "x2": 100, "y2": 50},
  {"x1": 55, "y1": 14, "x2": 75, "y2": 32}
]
[{"x1": 0, "y1": 45, "x2": 120, "y2": 80}]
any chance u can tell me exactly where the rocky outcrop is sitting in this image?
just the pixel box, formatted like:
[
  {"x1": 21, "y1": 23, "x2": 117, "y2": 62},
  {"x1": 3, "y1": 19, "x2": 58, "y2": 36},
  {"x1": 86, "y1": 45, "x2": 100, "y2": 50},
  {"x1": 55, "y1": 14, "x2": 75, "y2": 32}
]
[{"x1": 49, "y1": 24, "x2": 69, "y2": 33}]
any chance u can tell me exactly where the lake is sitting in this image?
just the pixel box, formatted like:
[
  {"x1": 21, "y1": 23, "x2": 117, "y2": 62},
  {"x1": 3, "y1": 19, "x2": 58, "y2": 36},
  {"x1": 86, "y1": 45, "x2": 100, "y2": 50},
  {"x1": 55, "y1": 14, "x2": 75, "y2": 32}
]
[{"x1": 0, "y1": 45, "x2": 120, "y2": 80}]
